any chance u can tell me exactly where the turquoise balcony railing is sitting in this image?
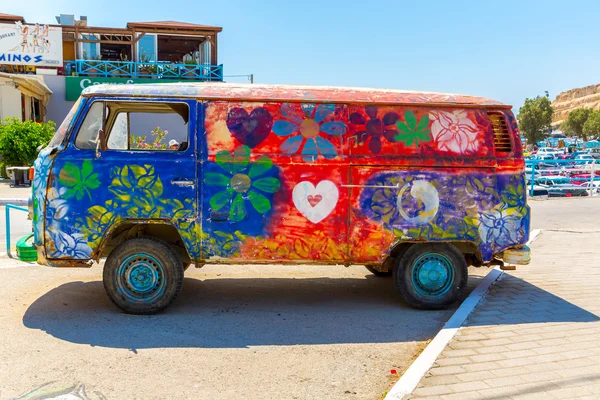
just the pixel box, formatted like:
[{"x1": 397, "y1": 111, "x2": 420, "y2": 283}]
[{"x1": 64, "y1": 60, "x2": 223, "y2": 81}]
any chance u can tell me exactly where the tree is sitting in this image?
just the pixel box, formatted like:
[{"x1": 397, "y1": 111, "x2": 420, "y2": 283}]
[
  {"x1": 561, "y1": 108, "x2": 592, "y2": 142},
  {"x1": 517, "y1": 96, "x2": 553, "y2": 145},
  {"x1": 0, "y1": 118, "x2": 56, "y2": 166},
  {"x1": 582, "y1": 110, "x2": 600, "y2": 140}
]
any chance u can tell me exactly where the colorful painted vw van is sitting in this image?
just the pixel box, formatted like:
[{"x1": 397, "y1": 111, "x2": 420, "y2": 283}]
[{"x1": 31, "y1": 83, "x2": 531, "y2": 314}]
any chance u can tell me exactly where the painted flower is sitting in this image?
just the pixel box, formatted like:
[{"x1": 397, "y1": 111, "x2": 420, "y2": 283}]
[
  {"x1": 33, "y1": 150, "x2": 52, "y2": 191},
  {"x1": 46, "y1": 187, "x2": 69, "y2": 227},
  {"x1": 48, "y1": 227, "x2": 93, "y2": 259},
  {"x1": 273, "y1": 103, "x2": 346, "y2": 162},
  {"x1": 349, "y1": 106, "x2": 399, "y2": 153},
  {"x1": 478, "y1": 206, "x2": 523, "y2": 248},
  {"x1": 205, "y1": 145, "x2": 281, "y2": 223},
  {"x1": 429, "y1": 110, "x2": 480, "y2": 154}
]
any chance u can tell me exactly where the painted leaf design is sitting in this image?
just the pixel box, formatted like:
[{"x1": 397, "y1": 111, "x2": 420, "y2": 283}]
[
  {"x1": 216, "y1": 145, "x2": 250, "y2": 175},
  {"x1": 210, "y1": 189, "x2": 234, "y2": 211},
  {"x1": 405, "y1": 110, "x2": 417, "y2": 131},
  {"x1": 247, "y1": 190, "x2": 271, "y2": 214},
  {"x1": 248, "y1": 156, "x2": 273, "y2": 178},
  {"x1": 205, "y1": 172, "x2": 230, "y2": 186},
  {"x1": 229, "y1": 193, "x2": 246, "y2": 222},
  {"x1": 58, "y1": 160, "x2": 100, "y2": 200},
  {"x1": 394, "y1": 111, "x2": 432, "y2": 147},
  {"x1": 252, "y1": 177, "x2": 281, "y2": 193}
]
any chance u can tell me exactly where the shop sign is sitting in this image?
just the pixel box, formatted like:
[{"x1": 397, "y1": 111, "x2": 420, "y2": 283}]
[
  {"x1": 0, "y1": 22, "x2": 62, "y2": 67},
  {"x1": 65, "y1": 76, "x2": 183, "y2": 101}
]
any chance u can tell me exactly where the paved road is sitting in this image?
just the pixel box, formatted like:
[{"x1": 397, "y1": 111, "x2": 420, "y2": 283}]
[
  {"x1": 0, "y1": 197, "x2": 592, "y2": 400},
  {"x1": 0, "y1": 261, "x2": 487, "y2": 400},
  {"x1": 409, "y1": 228, "x2": 600, "y2": 399}
]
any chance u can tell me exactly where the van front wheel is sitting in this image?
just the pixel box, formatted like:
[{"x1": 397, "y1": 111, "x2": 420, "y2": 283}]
[
  {"x1": 393, "y1": 243, "x2": 467, "y2": 309},
  {"x1": 103, "y1": 237, "x2": 184, "y2": 314}
]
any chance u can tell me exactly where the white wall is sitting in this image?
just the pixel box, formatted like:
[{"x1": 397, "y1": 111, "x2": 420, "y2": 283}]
[
  {"x1": 0, "y1": 84, "x2": 22, "y2": 121},
  {"x1": 42, "y1": 75, "x2": 74, "y2": 126}
]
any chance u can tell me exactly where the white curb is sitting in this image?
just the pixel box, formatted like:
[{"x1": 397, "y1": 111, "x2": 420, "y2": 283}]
[{"x1": 385, "y1": 229, "x2": 542, "y2": 400}]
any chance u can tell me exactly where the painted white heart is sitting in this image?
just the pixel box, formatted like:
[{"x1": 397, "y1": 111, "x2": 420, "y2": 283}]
[{"x1": 292, "y1": 180, "x2": 339, "y2": 224}]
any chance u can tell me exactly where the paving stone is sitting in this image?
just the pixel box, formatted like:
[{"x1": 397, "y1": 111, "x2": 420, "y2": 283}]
[
  {"x1": 435, "y1": 357, "x2": 473, "y2": 367},
  {"x1": 408, "y1": 231, "x2": 600, "y2": 399},
  {"x1": 483, "y1": 375, "x2": 527, "y2": 388},
  {"x1": 428, "y1": 365, "x2": 467, "y2": 376},
  {"x1": 445, "y1": 381, "x2": 490, "y2": 393},
  {"x1": 412, "y1": 385, "x2": 453, "y2": 397},
  {"x1": 453, "y1": 370, "x2": 497, "y2": 382}
]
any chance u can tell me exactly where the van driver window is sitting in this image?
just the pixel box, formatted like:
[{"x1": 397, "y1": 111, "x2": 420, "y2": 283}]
[
  {"x1": 74, "y1": 102, "x2": 105, "y2": 149},
  {"x1": 105, "y1": 103, "x2": 189, "y2": 151}
]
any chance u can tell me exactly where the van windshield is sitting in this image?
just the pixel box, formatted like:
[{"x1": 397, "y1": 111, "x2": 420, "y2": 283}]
[{"x1": 48, "y1": 97, "x2": 83, "y2": 148}]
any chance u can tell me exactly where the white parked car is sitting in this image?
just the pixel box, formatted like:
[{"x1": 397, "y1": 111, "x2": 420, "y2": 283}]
[
  {"x1": 535, "y1": 147, "x2": 562, "y2": 158},
  {"x1": 579, "y1": 181, "x2": 600, "y2": 194}
]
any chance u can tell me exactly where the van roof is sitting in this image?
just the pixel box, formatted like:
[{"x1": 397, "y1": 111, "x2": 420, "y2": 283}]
[{"x1": 82, "y1": 82, "x2": 510, "y2": 108}]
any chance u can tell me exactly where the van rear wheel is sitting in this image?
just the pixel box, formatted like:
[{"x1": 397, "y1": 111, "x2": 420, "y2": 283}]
[
  {"x1": 393, "y1": 243, "x2": 467, "y2": 309},
  {"x1": 103, "y1": 237, "x2": 184, "y2": 314}
]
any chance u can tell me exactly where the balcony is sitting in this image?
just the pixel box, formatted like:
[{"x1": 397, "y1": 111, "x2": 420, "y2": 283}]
[{"x1": 64, "y1": 59, "x2": 223, "y2": 81}]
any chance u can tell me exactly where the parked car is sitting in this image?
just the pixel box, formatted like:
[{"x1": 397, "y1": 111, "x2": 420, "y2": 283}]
[
  {"x1": 572, "y1": 154, "x2": 595, "y2": 163},
  {"x1": 525, "y1": 184, "x2": 549, "y2": 198},
  {"x1": 579, "y1": 181, "x2": 600, "y2": 195},
  {"x1": 536, "y1": 147, "x2": 563, "y2": 158},
  {"x1": 535, "y1": 177, "x2": 589, "y2": 197}
]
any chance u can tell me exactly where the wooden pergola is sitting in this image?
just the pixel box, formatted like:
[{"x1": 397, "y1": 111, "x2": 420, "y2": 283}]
[{"x1": 61, "y1": 20, "x2": 222, "y2": 64}]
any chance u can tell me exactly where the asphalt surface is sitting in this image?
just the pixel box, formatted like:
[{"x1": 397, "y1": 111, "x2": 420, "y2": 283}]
[
  {"x1": 1, "y1": 197, "x2": 593, "y2": 399},
  {"x1": 0, "y1": 259, "x2": 485, "y2": 399}
]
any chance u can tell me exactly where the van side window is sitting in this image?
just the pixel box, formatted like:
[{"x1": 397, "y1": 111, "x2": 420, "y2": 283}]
[
  {"x1": 74, "y1": 102, "x2": 105, "y2": 150},
  {"x1": 105, "y1": 102, "x2": 189, "y2": 151}
]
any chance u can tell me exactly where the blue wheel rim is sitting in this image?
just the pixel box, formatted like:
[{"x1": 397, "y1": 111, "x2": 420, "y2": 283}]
[
  {"x1": 116, "y1": 253, "x2": 166, "y2": 303},
  {"x1": 411, "y1": 252, "x2": 454, "y2": 298}
]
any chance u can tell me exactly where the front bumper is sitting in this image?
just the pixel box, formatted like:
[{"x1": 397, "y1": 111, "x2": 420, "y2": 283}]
[{"x1": 500, "y1": 245, "x2": 531, "y2": 265}]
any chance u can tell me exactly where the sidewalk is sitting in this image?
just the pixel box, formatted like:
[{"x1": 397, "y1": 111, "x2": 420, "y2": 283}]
[
  {"x1": 408, "y1": 230, "x2": 600, "y2": 400},
  {"x1": 0, "y1": 179, "x2": 29, "y2": 205}
]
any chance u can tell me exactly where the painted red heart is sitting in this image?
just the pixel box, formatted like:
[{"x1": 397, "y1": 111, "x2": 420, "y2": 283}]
[
  {"x1": 307, "y1": 194, "x2": 322, "y2": 207},
  {"x1": 226, "y1": 107, "x2": 273, "y2": 148}
]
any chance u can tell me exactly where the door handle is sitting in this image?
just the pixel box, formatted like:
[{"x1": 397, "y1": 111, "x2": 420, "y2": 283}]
[{"x1": 171, "y1": 180, "x2": 195, "y2": 188}]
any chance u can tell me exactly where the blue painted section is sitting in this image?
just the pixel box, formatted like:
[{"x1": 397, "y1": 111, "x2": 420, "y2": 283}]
[
  {"x1": 411, "y1": 252, "x2": 454, "y2": 298},
  {"x1": 41, "y1": 97, "x2": 199, "y2": 261},
  {"x1": 359, "y1": 171, "x2": 530, "y2": 262},
  {"x1": 64, "y1": 60, "x2": 224, "y2": 81}
]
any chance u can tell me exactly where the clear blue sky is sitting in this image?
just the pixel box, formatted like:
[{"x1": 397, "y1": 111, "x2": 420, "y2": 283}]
[{"x1": 5, "y1": 0, "x2": 600, "y2": 112}]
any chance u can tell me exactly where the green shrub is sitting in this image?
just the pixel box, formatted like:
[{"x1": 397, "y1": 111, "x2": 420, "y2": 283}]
[
  {"x1": 0, "y1": 118, "x2": 56, "y2": 166},
  {"x1": 0, "y1": 162, "x2": 7, "y2": 179}
]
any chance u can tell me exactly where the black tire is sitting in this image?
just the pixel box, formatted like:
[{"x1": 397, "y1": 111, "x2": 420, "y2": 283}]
[
  {"x1": 103, "y1": 237, "x2": 184, "y2": 314},
  {"x1": 393, "y1": 243, "x2": 467, "y2": 310},
  {"x1": 365, "y1": 265, "x2": 392, "y2": 277}
]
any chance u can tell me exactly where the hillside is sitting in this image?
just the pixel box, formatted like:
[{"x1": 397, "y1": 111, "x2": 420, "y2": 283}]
[{"x1": 552, "y1": 83, "x2": 600, "y2": 126}]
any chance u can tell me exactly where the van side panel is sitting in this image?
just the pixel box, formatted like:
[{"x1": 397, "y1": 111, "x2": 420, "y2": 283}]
[
  {"x1": 347, "y1": 105, "x2": 529, "y2": 263},
  {"x1": 200, "y1": 101, "x2": 529, "y2": 264},
  {"x1": 201, "y1": 101, "x2": 350, "y2": 262}
]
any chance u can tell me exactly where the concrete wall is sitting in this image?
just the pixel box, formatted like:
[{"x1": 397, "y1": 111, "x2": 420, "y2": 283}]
[
  {"x1": 0, "y1": 84, "x2": 23, "y2": 121},
  {"x1": 42, "y1": 75, "x2": 75, "y2": 126}
]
